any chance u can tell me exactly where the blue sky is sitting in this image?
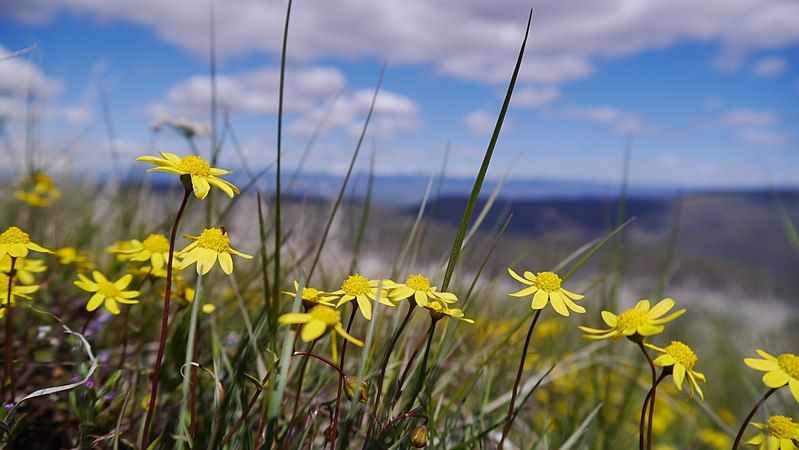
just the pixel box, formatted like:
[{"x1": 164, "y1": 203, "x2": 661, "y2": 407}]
[{"x1": 1, "y1": 0, "x2": 798, "y2": 189}]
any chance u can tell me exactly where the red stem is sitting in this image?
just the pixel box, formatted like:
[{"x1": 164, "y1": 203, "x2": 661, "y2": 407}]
[
  {"x1": 4, "y1": 257, "x2": 17, "y2": 403},
  {"x1": 140, "y1": 187, "x2": 191, "y2": 448}
]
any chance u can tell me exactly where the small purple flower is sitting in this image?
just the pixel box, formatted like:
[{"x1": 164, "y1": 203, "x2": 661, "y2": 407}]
[
  {"x1": 85, "y1": 377, "x2": 96, "y2": 389},
  {"x1": 104, "y1": 391, "x2": 116, "y2": 401},
  {"x1": 70, "y1": 374, "x2": 81, "y2": 383},
  {"x1": 4, "y1": 402, "x2": 13, "y2": 411}
]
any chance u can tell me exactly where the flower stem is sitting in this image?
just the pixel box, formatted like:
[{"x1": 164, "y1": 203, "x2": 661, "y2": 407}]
[
  {"x1": 641, "y1": 370, "x2": 667, "y2": 450},
  {"x1": 637, "y1": 341, "x2": 657, "y2": 450},
  {"x1": 141, "y1": 186, "x2": 191, "y2": 448},
  {"x1": 497, "y1": 308, "x2": 542, "y2": 450},
  {"x1": 389, "y1": 325, "x2": 430, "y2": 410},
  {"x1": 732, "y1": 387, "x2": 779, "y2": 449},
  {"x1": 290, "y1": 339, "x2": 317, "y2": 422},
  {"x1": 329, "y1": 305, "x2": 357, "y2": 449},
  {"x1": 363, "y1": 303, "x2": 415, "y2": 447},
  {"x1": 4, "y1": 256, "x2": 17, "y2": 403}
]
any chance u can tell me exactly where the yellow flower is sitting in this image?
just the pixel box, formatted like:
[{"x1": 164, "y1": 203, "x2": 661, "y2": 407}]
[
  {"x1": 177, "y1": 228, "x2": 252, "y2": 275},
  {"x1": 0, "y1": 256, "x2": 46, "y2": 285},
  {"x1": 74, "y1": 271, "x2": 140, "y2": 315},
  {"x1": 172, "y1": 282, "x2": 196, "y2": 306},
  {"x1": 330, "y1": 274, "x2": 394, "y2": 320},
  {"x1": 278, "y1": 305, "x2": 364, "y2": 361},
  {"x1": 14, "y1": 171, "x2": 60, "y2": 207},
  {"x1": 0, "y1": 226, "x2": 52, "y2": 259},
  {"x1": 0, "y1": 272, "x2": 39, "y2": 318},
  {"x1": 113, "y1": 234, "x2": 172, "y2": 270},
  {"x1": 646, "y1": 340, "x2": 706, "y2": 400},
  {"x1": 136, "y1": 151, "x2": 239, "y2": 199},
  {"x1": 745, "y1": 350, "x2": 799, "y2": 402},
  {"x1": 55, "y1": 247, "x2": 95, "y2": 271},
  {"x1": 386, "y1": 274, "x2": 457, "y2": 308},
  {"x1": 424, "y1": 301, "x2": 474, "y2": 324},
  {"x1": 507, "y1": 268, "x2": 585, "y2": 316},
  {"x1": 747, "y1": 415, "x2": 799, "y2": 450},
  {"x1": 107, "y1": 240, "x2": 137, "y2": 261},
  {"x1": 283, "y1": 280, "x2": 337, "y2": 308},
  {"x1": 699, "y1": 428, "x2": 732, "y2": 449},
  {"x1": 579, "y1": 298, "x2": 685, "y2": 340}
]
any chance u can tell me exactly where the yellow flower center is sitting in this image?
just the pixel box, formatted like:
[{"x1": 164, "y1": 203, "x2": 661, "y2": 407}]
[
  {"x1": 0, "y1": 226, "x2": 31, "y2": 245},
  {"x1": 97, "y1": 281, "x2": 121, "y2": 298},
  {"x1": 664, "y1": 340, "x2": 697, "y2": 370},
  {"x1": 342, "y1": 274, "x2": 371, "y2": 296},
  {"x1": 766, "y1": 415, "x2": 799, "y2": 439},
  {"x1": 405, "y1": 274, "x2": 431, "y2": 292},
  {"x1": 177, "y1": 155, "x2": 212, "y2": 177},
  {"x1": 533, "y1": 271, "x2": 562, "y2": 292},
  {"x1": 616, "y1": 308, "x2": 647, "y2": 332},
  {"x1": 777, "y1": 354, "x2": 799, "y2": 379},
  {"x1": 196, "y1": 228, "x2": 231, "y2": 253},
  {"x1": 309, "y1": 305, "x2": 340, "y2": 326},
  {"x1": 303, "y1": 287, "x2": 322, "y2": 299},
  {"x1": 142, "y1": 234, "x2": 170, "y2": 253}
]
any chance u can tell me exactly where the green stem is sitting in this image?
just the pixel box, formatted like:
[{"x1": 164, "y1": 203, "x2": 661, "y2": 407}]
[
  {"x1": 497, "y1": 308, "x2": 541, "y2": 450},
  {"x1": 732, "y1": 388, "x2": 778, "y2": 449},
  {"x1": 141, "y1": 186, "x2": 191, "y2": 448}
]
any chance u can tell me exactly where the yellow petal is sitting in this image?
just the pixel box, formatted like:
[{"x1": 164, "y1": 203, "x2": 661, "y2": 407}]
[
  {"x1": 673, "y1": 364, "x2": 686, "y2": 389},
  {"x1": 86, "y1": 293, "x2": 104, "y2": 311},
  {"x1": 509, "y1": 286, "x2": 537, "y2": 298},
  {"x1": 192, "y1": 176, "x2": 211, "y2": 199},
  {"x1": 114, "y1": 274, "x2": 133, "y2": 290},
  {"x1": 301, "y1": 319, "x2": 327, "y2": 342},
  {"x1": 744, "y1": 358, "x2": 779, "y2": 372},
  {"x1": 218, "y1": 252, "x2": 234, "y2": 274},
  {"x1": 549, "y1": 292, "x2": 569, "y2": 316},
  {"x1": 789, "y1": 378, "x2": 799, "y2": 403},
  {"x1": 762, "y1": 370, "x2": 789, "y2": 388},
  {"x1": 634, "y1": 299, "x2": 650, "y2": 311},
  {"x1": 356, "y1": 296, "x2": 372, "y2": 320},
  {"x1": 648, "y1": 297, "x2": 675, "y2": 318},
  {"x1": 507, "y1": 268, "x2": 532, "y2": 285},
  {"x1": 601, "y1": 311, "x2": 617, "y2": 327},
  {"x1": 278, "y1": 313, "x2": 312, "y2": 324},
  {"x1": 335, "y1": 323, "x2": 364, "y2": 346},
  {"x1": 105, "y1": 297, "x2": 121, "y2": 315},
  {"x1": 531, "y1": 289, "x2": 548, "y2": 310}
]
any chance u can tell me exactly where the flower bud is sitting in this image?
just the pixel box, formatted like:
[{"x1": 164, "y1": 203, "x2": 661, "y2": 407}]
[
  {"x1": 410, "y1": 425, "x2": 428, "y2": 448},
  {"x1": 344, "y1": 376, "x2": 368, "y2": 403}
]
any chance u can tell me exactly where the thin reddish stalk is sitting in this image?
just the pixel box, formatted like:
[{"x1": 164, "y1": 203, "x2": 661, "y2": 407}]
[
  {"x1": 140, "y1": 186, "x2": 191, "y2": 448},
  {"x1": 732, "y1": 388, "x2": 778, "y2": 449},
  {"x1": 497, "y1": 309, "x2": 542, "y2": 450},
  {"x1": 637, "y1": 341, "x2": 657, "y2": 450},
  {"x1": 329, "y1": 305, "x2": 358, "y2": 449},
  {"x1": 4, "y1": 257, "x2": 17, "y2": 402}
]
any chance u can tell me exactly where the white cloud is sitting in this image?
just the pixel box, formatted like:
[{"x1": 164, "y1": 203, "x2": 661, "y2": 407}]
[
  {"x1": 512, "y1": 86, "x2": 560, "y2": 107},
  {"x1": 150, "y1": 66, "x2": 421, "y2": 139},
  {"x1": 735, "y1": 127, "x2": 791, "y2": 147},
  {"x1": 464, "y1": 109, "x2": 511, "y2": 135},
  {"x1": 751, "y1": 56, "x2": 788, "y2": 76},
  {"x1": 5, "y1": 1, "x2": 799, "y2": 85},
  {"x1": 716, "y1": 108, "x2": 779, "y2": 127},
  {"x1": 0, "y1": 44, "x2": 62, "y2": 98},
  {"x1": 560, "y1": 105, "x2": 644, "y2": 134}
]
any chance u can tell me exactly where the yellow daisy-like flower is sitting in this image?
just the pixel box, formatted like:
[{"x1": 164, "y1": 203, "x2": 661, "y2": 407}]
[
  {"x1": 330, "y1": 274, "x2": 394, "y2": 320},
  {"x1": 0, "y1": 272, "x2": 40, "y2": 318},
  {"x1": 283, "y1": 280, "x2": 337, "y2": 309},
  {"x1": 0, "y1": 256, "x2": 46, "y2": 285},
  {"x1": 113, "y1": 234, "x2": 172, "y2": 270},
  {"x1": 646, "y1": 340, "x2": 706, "y2": 400},
  {"x1": 107, "y1": 240, "x2": 137, "y2": 261},
  {"x1": 578, "y1": 298, "x2": 685, "y2": 340},
  {"x1": 177, "y1": 228, "x2": 253, "y2": 275},
  {"x1": 386, "y1": 274, "x2": 457, "y2": 308},
  {"x1": 745, "y1": 350, "x2": 799, "y2": 403},
  {"x1": 425, "y1": 301, "x2": 475, "y2": 324},
  {"x1": 278, "y1": 305, "x2": 364, "y2": 362},
  {"x1": 136, "y1": 151, "x2": 239, "y2": 199},
  {"x1": 747, "y1": 415, "x2": 799, "y2": 450},
  {"x1": 14, "y1": 171, "x2": 60, "y2": 207},
  {"x1": 74, "y1": 271, "x2": 140, "y2": 315},
  {"x1": 507, "y1": 268, "x2": 585, "y2": 316},
  {"x1": 0, "y1": 226, "x2": 52, "y2": 259},
  {"x1": 55, "y1": 247, "x2": 95, "y2": 271}
]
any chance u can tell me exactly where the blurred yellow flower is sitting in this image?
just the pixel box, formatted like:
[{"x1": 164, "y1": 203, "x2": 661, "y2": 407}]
[
  {"x1": 745, "y1": 350, "x2": 799, "y2": 403},
  {"x1": 136, "y1": 151, "x2": 239, "y2": 199},
  {"x1": 699, "y1": 428, "x2": 732, "y2": 449},
  {"x1": 647, "y1": 340, "x2": 706, "y2": 400},
  {"x1": 507, "y1": 268, "x2": 584, "y2": 316},
  {"x1": 746, "y1": 415, "x2": 799, "y2": 450},
  {"x1": 424, "y1": 301, "x2": 474, "y2": 324},
  {"x1": 0, "y1": 256, "x2": 46, "y2": 285},
  {"x1": 579, "y1": 298, "x2": 685, "y2": 340},
  {"x1": 0, "y1": 272, "x2": 39, "y2": 318},
  {"x1": 331, "y1": 274, "x2": 394, "y2": 320},
  {"x1": 0, "y1": 226, "x2": 52, "y2": 259},
  {"x1": 283, "y1": 280, "x2": 337, "y2": 308},
  {"x1": 14, "y1": 171, "x2": 60, "y2": 207},
  {"x1": 107, "y1": 240, "x2": 137, "y2": 261},
  {"x1": 113, "y1": 234, "x2": 172, "y2": 270},
  {"x1": 278, "y1": 305, "x2": 363, "y2": 361},
  {"x1": 74, "y1": 271, "x2": 140, "y2": 315},
  {"x1": 177, "y1": 228, "x2": 252, "y2": 275},
  {"x1": 386, "y1": 274, "x2": 457, "y2": 308},
  {"x1": 55, "y1": 247, "x2": 95, "y2": 271}
]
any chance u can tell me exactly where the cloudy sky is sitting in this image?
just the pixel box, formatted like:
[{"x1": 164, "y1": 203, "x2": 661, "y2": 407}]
[{"x1": 1, "y1": 0, "x2": 798, "y2": 188}]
